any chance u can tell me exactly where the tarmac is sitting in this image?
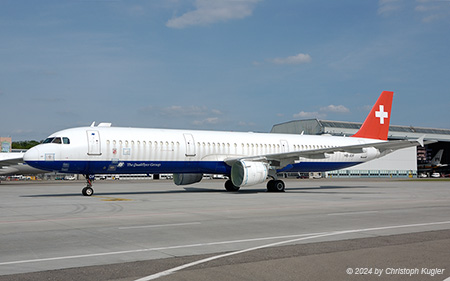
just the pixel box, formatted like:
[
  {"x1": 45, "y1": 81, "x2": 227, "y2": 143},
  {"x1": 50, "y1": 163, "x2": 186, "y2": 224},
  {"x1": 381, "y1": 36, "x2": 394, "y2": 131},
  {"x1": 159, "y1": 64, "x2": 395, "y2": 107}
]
[{"x1": 0, "y1": 178, "x2": 449, "y2": 280}]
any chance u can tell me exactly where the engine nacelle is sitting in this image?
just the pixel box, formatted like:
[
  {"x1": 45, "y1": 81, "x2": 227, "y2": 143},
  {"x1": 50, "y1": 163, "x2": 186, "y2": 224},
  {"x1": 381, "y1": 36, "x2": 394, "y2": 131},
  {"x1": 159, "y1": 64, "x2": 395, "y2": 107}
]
[
  {"x1": 231, "y1": 160, "x2": 269, "y2": 187},
  {"x1": 363, "y1": 147, "x2": 381, "y2": 159},
  {"x1": 173, "y1": 173, "x2": 203, "y2": 186}
]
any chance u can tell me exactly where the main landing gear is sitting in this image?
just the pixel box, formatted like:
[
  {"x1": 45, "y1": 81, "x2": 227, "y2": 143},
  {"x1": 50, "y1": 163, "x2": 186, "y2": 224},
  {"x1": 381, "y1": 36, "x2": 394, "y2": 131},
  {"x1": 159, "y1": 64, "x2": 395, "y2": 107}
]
[
  {"x1": 223, "y1": 179, "x2": 285, "y2": 192},
  {"x1": 224, "y1": 180, "x2": 240, "y2": 192},
  {"x1": 266, "y1": 179, "x2": 285, "y2": 192},
  {"x1": 82, "y1": 174, "x2": 94, "y2": 196}
]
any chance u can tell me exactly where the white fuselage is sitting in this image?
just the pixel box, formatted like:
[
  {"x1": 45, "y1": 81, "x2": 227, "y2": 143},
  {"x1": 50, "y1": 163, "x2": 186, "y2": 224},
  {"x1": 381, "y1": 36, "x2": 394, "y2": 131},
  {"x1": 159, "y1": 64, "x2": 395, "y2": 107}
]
[{"x1": 24, "y1": 126, "x2": 382, "y2": 176}]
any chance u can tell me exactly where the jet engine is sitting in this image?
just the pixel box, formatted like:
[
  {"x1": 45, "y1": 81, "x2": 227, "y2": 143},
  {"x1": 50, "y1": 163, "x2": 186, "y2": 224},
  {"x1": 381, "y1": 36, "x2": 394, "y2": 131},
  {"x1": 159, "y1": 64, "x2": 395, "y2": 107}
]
[
  {"x1": 231, "y1": 160, "x2": 268, "y2": 187},
  {"x1": 362, "y1": 147, "x2": 381, "y2": 159},
  {"x1": 173, "y1": 173, "x2": 203, "y2": 185}
]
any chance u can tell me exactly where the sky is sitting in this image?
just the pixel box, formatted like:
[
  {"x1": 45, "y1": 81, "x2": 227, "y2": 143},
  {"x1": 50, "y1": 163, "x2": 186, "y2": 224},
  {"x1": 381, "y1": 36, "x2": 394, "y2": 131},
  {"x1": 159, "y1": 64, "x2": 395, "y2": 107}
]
[{"x1": 1, "y1": 0, "x2": 450, "y2": 141}]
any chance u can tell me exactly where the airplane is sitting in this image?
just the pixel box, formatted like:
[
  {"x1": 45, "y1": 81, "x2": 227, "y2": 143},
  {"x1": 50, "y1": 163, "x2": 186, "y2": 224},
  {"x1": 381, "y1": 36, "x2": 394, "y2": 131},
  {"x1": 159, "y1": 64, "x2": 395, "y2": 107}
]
[
  {"x1": 23, "y1": 91, "x2": 431, "y2": 196},
  {"x1": 0, "y1": 152, "x2": 48, "y2": 182},
  {"x1": 418, "y1": 149, "x2": 447, "y2": 171}
]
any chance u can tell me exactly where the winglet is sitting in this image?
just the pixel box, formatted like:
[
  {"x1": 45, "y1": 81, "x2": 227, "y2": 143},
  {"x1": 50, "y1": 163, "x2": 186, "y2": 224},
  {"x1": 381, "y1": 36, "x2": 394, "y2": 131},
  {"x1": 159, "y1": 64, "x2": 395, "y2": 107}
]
[
  {"x1": 417, "y1": 135, "x2": 425, "y2": 147},
  {"x1": 352, "y1": 91, "x2": 394, "y2": 140}
]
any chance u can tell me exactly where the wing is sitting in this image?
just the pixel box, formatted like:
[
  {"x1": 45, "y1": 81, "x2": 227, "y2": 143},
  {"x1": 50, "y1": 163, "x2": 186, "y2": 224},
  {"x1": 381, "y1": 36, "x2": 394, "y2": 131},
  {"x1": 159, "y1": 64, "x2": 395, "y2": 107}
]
[
  {"x1": 0, "y1": 153, "x2": 25, "y2": 166},
  {"x1": 225, "y1": 136, "x2": 434, "y2": 169},
  {"x1": 0, "y1": 153, "x2": 50, "y2": 176}
]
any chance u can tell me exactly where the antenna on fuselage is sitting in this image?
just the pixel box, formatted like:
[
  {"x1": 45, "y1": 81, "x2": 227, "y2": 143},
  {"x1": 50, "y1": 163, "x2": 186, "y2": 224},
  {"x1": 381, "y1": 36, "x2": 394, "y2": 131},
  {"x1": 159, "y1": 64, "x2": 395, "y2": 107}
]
[{"x1": 90, "y1": 121, "x2": 96, "y2": 127}]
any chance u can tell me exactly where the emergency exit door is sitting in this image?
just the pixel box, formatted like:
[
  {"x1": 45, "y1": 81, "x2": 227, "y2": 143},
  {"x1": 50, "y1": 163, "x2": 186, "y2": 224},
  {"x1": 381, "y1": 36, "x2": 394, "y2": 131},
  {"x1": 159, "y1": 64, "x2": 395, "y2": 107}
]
[
  {"x1": 183, "y1": 133, "x2": 196, "y2": 157},
  {"x1": 280, "y1": 140, "x2": 289, "y2": 153}
]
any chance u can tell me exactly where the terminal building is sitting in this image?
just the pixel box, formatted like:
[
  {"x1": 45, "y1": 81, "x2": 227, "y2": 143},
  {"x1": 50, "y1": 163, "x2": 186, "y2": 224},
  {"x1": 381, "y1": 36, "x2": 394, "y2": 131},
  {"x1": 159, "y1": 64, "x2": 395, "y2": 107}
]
[{"x1": 271, "y1": 119, "x2": 450, "y2": 178}]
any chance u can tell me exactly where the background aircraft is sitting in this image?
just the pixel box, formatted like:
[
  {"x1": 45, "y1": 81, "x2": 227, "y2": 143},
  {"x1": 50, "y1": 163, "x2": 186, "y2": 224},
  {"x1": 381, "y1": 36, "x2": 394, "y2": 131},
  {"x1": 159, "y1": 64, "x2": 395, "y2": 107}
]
[
  {"x1": 418, "y1": 149, "x2": 447, "y2": 177},
  {"x1": 0, "y1": 152, "x2": 48, "y2": 182},
  {"x1": 418, "y1": 149, "x2": 447, "y2": 171}
]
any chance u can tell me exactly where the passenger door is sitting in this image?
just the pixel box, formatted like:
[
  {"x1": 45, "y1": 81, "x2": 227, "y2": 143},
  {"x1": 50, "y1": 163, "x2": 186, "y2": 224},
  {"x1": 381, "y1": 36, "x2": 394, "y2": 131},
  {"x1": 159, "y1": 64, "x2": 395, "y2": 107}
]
[{"x1": 87, "y1": 130, "x2": 102, "y2": 155}]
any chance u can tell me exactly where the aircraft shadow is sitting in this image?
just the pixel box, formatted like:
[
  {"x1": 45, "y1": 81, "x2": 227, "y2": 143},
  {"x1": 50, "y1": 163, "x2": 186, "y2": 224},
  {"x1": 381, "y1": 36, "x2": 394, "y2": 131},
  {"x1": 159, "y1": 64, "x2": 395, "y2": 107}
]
[
  {"x1": 21, "y1": 185, "x2": 375, "y2": 197},
  {"x1": 286, "y1": 185, "x2": 381, "y2": 194}
]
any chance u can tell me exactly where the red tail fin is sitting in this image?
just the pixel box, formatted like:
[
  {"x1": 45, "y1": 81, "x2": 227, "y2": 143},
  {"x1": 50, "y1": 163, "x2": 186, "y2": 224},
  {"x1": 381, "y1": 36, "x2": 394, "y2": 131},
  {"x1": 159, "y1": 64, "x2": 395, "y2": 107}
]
[{"x1": 351, "y1": 91, "x2": 393, "y2": 140}]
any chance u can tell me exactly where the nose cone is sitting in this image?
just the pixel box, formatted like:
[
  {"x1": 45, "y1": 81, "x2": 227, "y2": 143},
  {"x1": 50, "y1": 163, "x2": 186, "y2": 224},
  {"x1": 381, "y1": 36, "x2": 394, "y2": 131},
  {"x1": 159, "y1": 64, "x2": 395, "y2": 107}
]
[
  {"x1": 24, "y1": 146, "x2": 57, "y2": 172},
  {"x1": 24, "y1": 146, "x2": 41, "y2": 164}
]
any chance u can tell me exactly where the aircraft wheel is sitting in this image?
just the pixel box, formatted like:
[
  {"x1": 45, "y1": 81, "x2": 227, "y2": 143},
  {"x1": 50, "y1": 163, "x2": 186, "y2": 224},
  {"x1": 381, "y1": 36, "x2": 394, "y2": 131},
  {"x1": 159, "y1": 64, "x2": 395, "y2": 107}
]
[
  {"x1": 274, "y1": 180, "x2": 285, "y2": 192},
  {"x1": 224, "y1": 179, "x2": 240, "y2": 192},
  {"x1": 82, "y1": 186, "x2": 94, "y2": 196},
  {"x1": 267, "y1": 180, "x2": 285, "y2": 192},
  {"x1": 267, "y1": 180, "x2": 275, "y2": 192}
]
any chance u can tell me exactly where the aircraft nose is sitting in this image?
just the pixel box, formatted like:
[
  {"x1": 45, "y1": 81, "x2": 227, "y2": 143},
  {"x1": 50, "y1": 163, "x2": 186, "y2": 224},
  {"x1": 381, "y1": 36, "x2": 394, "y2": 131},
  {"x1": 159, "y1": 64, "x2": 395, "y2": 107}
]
[{"x1": 24, "y1": 146, "x2": 41, "y2": 163}]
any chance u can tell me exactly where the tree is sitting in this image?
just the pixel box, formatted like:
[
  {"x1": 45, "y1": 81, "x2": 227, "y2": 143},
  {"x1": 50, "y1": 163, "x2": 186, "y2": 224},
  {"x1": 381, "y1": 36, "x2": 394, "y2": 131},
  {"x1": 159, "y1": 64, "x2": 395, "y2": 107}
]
[{"x1": 12, "y1": 140, "x2": 41, "y2": 150}]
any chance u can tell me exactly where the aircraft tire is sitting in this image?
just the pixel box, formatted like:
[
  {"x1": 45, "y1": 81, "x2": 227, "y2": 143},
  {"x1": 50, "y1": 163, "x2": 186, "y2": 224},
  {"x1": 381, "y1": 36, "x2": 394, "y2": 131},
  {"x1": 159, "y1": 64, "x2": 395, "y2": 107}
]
[
  {"x1": 267, "y1": 180, "x2": 275, "y2": 192},
  {"x1": 82, "y1": 187, "x2": 94, "y2": 196},
  {"x1": 224, "y1": 179, "x2": 240, "y2": 192},
  {"x1": 267, "y1": 180, "x2": 285, "y2": 192},
  {"x1": 274, "y1": 180, "x2": 285, "y2": 192}
]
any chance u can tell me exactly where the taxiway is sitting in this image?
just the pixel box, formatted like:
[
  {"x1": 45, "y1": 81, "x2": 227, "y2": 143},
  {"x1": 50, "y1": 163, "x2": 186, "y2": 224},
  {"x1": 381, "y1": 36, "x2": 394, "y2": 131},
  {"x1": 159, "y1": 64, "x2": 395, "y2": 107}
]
[{"x1": 0, "y1": 178, "x2": 449, "y2": 280}]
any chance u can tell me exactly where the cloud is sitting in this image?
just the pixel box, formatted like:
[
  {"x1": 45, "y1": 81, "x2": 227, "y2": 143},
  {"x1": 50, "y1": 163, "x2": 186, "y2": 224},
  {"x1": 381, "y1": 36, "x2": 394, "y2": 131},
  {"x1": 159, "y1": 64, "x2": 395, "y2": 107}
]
[
  {"x1": 415, "y1": 4, "x2": 437, "y2": 13},
  {"x1": 166, "y1": 0, "x2": 260, "y2": 29},
  {"x1": 140, "y1": 105, "x2": 222, "y2": 117},
  {"x1": 378, "y1": 0, "x2": 403, "y2": 16},
  {"x1": 193, "y1": 117, "x2": 220, "y2": 125},
  {"x1": 320, "y1": 104, "x2": 350, "y2": 113},
  {"x1": 378, "y1": 0, "x2": 450, "y2": 22},
  {"x1": 238, "y1": 121, "x2": 256, "y2": 127},
  {"x1": 414, "y1": 0, "x2": 450, "y2": 23},
  {"x1": 293, "y1": 104, "x2": 350, "y2": 119},
  {"x1": 270, "y1": 53, "x2": 312, "y2": 65},
  {"x1": 293, "y1": 111, "x2": 326, "y2": 119},
  {"x1": 211, "y1": 109, "x2": 223, "y2": 115},
  {"x1": 160, "y1": 105, "x2": 207, "y2": 117},
  {"x1": 139, "y1": 105, "x2": 224, "y2": 127}
]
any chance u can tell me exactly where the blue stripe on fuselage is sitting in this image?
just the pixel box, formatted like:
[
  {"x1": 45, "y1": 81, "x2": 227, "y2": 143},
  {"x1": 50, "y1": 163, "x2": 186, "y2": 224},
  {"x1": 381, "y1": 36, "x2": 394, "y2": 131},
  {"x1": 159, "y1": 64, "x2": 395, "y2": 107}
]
[
  {"x1": 25, "y1": 160, "x2": 363, "y2": 175},
  {"x1": 25, "y1": 160, "x2": 231, "y2": 175}
]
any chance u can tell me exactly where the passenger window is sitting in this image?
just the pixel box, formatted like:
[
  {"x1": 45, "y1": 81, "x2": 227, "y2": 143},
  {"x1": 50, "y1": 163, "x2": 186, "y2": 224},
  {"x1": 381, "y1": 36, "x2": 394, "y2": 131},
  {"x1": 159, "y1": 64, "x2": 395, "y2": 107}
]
[{"x1": 63, "y1": 137, "x2": 70, "y2": 144}]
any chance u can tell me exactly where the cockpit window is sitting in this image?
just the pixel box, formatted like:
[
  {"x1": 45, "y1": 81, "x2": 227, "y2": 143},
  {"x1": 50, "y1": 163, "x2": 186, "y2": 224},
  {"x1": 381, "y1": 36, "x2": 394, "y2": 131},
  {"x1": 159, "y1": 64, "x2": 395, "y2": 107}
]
[
  {"x1": 43, "y1": 137, "x2": 70, "y2": 144},
  {"x1": 43, "y1": 137, "x2": 55, "y2": 144}
]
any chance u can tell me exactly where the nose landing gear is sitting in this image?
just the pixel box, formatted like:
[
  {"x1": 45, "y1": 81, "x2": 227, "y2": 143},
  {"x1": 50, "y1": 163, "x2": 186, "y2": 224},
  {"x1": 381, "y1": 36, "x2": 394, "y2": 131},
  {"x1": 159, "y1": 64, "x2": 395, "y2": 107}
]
[{"x1": 82, "y1": 174, "x2": 94, "y2": 196}]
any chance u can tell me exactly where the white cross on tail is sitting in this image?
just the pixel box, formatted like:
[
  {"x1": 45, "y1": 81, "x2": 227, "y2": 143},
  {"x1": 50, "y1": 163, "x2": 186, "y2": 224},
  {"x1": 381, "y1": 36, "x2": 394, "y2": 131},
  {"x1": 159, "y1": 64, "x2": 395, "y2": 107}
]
[{"x1": 375, "y1": 105, "x2": 388, "y2": 124}]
